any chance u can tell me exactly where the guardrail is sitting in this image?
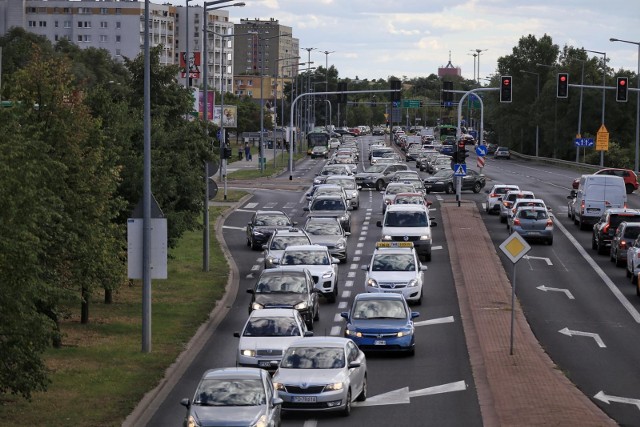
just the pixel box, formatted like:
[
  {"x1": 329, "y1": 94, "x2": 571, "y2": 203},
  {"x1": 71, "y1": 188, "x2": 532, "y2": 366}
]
[{"x1": 509, "y1": 150, "x2": 602, "y2": 174}]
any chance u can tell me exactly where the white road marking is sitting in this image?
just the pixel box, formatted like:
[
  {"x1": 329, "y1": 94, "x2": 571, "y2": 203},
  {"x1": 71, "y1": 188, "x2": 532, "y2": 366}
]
[
  {"x1": 330, "y1": 326, "x2": 341, "y2": 336},
  {"x1": 357, "y1": 243, "x2": 364, "y2": 248},
  {"x1": 350, "y1": 264, "x2": 358, "y2": 270},
  {"x1": 256, "y1": 257, "x2": 264, "y2": 263},
  {"x1": 355, "y1": 250, "x2": 362, "y2": 255},
  {"x1": 353, "y1": 256, "x2": 361, "y2": 262},
  {"x1": 244, "y1": 202, "x2": 258, "y2": 209},
  {"x1": 235, "y1": 208, "x2": 257, "y2": 213},
  {"x1": 342, "y1": 290, "x2": 352, "y2": 298},
  {"x1": 414, "y1": 316, "x2": 455, "y2": 327},
  {"x1": 345, "y1": 280, "x2": 354, "y2": 287},
  {"x1": 347, "y1": 272, "x2": 356, "y2": 278},
  {"x1": 338, "y1": 301, "x2": 348, "y2": 309},
  {"x1": 334, "y1": 313, "x2": 343, "y2": 322},
  {"x1": 263, "y1": 202, "x2": 277, "y2": 209},
  {"x1": 537, "y1": 285, "x2": 575, "y2": 299},
  {"x1": 359, "y1": 236, "x2": 366, "y2": 241},
  {"x1": 222, "y1": 225, "x2": 245, "y2": 231},
  {"x1": 250, "y1": 265, "x2": 260, "y2": 271},
  {"x1": 432, "y1": 245, "x2": 443, "y2": 251},
  {"x1": 558, "y1": 327, "x2": 606, "y2": 348}
]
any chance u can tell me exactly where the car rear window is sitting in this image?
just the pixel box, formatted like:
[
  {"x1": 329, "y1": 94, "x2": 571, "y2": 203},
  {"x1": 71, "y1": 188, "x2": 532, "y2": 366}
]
[
  {"x1": 611, "y1": 214, "x2": 640, "y2": 229},
  {"x1": 623, "y1": 227, "x2": 640, "y2": 239}
]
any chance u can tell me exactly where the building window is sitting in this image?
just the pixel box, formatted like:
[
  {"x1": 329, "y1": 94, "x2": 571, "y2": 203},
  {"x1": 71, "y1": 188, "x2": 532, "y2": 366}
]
[
  {"x1": 247, "y1": 90, "x2": 253, "y2": 97},
  {"x1": 63, "y1": 8, "x2": 70, "y2": 13},
  {"x1": 100, "y1": 8, "x2": 108, "y2": 15},
  {"x1": 116, "y1": 49, "x2": 122, "y2": 56},
  {"x1": 28, "y1": 21, "x2": 36, "y2": 28},
  {"x1": 77, "y1": 35, "x2": 83, "y2": 42},
  {"x1": 39, "y1": 21, "x2": 46, "y2": 27},
  {"x1": 100, "y1": 35, "x2": 108, "y2": 43},
  {"x1": 247, "y1": 80, "x2": 253, "y2": 86},
  {"x1": 116, "y1": 8, "x2": 122, "y2": 15},
  {"x1": 101, "y1": 22, "x2": 108, "y2": 28},
  {"x1": 116, "y1": 35, "x2": 121, "y2": 43},
  {"x1": 55, "y1": 21, "x2": 59, "y2": 28},
  {"x1": 27, "y1": 7, "x2": 36, "y2": 13},
  {"x1": 64, "y1": 21, "x2": 71, "y2": 28},
  {"x1": 54, "y1": 34, "x2": 59, "y2": 41},
  {"x1": 116, "y1": 21, "x2": 121, "y2": 29}
]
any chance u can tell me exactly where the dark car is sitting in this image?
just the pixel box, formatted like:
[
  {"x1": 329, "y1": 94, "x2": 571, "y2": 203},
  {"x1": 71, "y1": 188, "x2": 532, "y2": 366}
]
[
  {"x1": 610, "y1": 222, "x2": 640, "y2": 267},
  {"x1": 341, "y1": 293, "x2": 419, "y2": 355},
  {"x1": 247, "y1": 268, "x2": 319, "y2": 329},
  {"x1": 592, "y1": 208, "x2": 640, "y2": 255},
  {"x1": 304, "y1": 194, "x2": 352, "y2": 232},
  {"x1": 423, "y1": 169, "x2": 486, "y2": 194},
  {"x1": 572, "y1": 168, "x2": 639, "y2": 194},
  {"x1": 180, "y1": 367, "x2": 282, "y2": 427},
  {"x1": 246, "y1": 210, "x2": 296, "y2": 250},
  {"x1": 310, "y1": 145, "x2": 329, "y2": 159}
]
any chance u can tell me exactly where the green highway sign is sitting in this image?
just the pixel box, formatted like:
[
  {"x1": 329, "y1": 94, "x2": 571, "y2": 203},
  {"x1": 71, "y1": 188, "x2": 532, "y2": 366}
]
[{"x1": 402, "y1": 99, "x2": 421, "y2": 108}]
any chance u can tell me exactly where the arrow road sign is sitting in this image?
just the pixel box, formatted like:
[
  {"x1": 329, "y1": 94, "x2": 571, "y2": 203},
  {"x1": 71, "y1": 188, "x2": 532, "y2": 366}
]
[
  {"x1": 536, "y1": 285, "x2": 575, "y2": 299},
  {"x1": 475, "y1": 145, "x2": 488, "y2": 157},
  {"x1": 558, "y1": 327, "x2": 606, "y2": 348},
  {"x1": 594, "y1": 391, "x2": 640, "y2": 411},
  {"x1": 574, "y1": 137, "x2": 594, "y2": 147},
  {"x1": 453, "y1": 164, "x2": 467, "y2": 176},
  {"x1": 353, "y1": 380, "x2": 467, "y2": 407}
]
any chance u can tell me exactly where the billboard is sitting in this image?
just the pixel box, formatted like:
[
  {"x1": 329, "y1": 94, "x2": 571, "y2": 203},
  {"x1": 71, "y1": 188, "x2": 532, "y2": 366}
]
[
  {"x1": 214, "y1": 105, "x2": 238, "y2": 128},
  {"x1": 180, "y1": 51, "x2": 201, "y2": 79},
  {"x1": 198, "y1": 91, "x2": 214, "y2": 121}
]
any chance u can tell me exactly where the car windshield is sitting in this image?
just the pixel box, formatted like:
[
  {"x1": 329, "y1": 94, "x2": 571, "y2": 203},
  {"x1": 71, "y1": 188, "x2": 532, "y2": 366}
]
[
  {"x1": 270, "y1": 236, "x2": 309, "y2": 250},
  {"x1": 623, "y1": 227, "x2": 640, "y2": 239},
  {"x1": 395, "y1": 196, "x2": 424, "y2": 205},
  {"x1": 372, "y1": 254, "x2": 415, "y2": 271},
  {"x1": 328, "y1": 178, "x2": 356, "y2": 189},
  {"x1": 495, "y1": 187, "x2": 518, "y2": 195},
  {"x1": 255, "y1": 274, "x2": 307, "y2": 293},
  {"x1": 281, "y1": 250, "x2": 330, "y2": 266},
  {"x1": 321, "y1": 167, "x2": 347, "y2": 176},
  {"x1": 194, "y1": 379, "x2": 266, "y2": 406},
  {"x1": 315, "y1": 188, "x2": 343, "y2": 197},
  {"x1": 280, "y1": 347, "x2": 345, "y2": 369},
  {"x1": 305, "y1": 222, "x2": 341, "y2": 236},
  {"x1": 243, "y1": 317, "x2": 301, "y2": 337},
  {"x1": 311, "y1": 199, "x2": 346, "y2": 211},
  {"x1": 611, "y1": 215, "x2": 640, "y2": 228},
  {"x1": 386, "y1": 185, "x2": 415, "y2": 195},
  {"x1": 384, "y1": 211, "x2": 428, "y2": 227},
  {"x1": 364, "y1": 165, "x2": 387, "y2": 173},
  {"x1": 254, "y1": 214, "x2": 290, "y2": 227},
  {"x1": 352, "y1": 299, "x2": 407, "y2": 320}
]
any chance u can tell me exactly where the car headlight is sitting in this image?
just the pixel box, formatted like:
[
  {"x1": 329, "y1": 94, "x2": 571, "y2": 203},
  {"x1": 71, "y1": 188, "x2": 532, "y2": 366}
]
[
  {"x1": 253, "y1": 230, "x2": 264, "y2": 236},
  {"x1": 251, "y1": 302, "x2": 264, "y2": 310},
  {"x1": 186, "y1": 415, "x2": 201, "y2": 427},
  {"x1": 294, "y1": 301, "x2": 309, "y2": 310},
  {"x1": 324, "y1": 382, "x2": 344, "y2": 391},
  {"x1": 265, "y1": 257, "x2": 275, "y2": 266},
  {"x1": 339, "y1": 215, "x2": 348, "y2": 221},
  {"x1": 419, "y1": 235, "x2": 431, "y2": 241},
  {"x1": 252, "y1": 415, "x2": 268, "y2": 427},
  {"x1": 382, "y1": 235, "x2": 392, "y2": 241},
  {"x1": 273, "y1": 382, "x2": 286, "y2": 391},
  {"x1": 407, "y1": 279, "x2": 418, "y2": 287},
  {"x1": 241, "y1": 349, "x2": 256, "y2": 357},
  {"x1": 335, "y1": 241, "x2": 345, "y2": 249},
  {"x1": 345, "y1": 329, "x2": 362, "y2": 338},
  {"x1": 322, "y1": 271, "x2": 334, "y2": 279},
  {"x1": 397, "y1": 327, "x2": 414, "y2": 338},
  {"x1": 367, "y1": 278, "x2": 379, "y2": 288}
]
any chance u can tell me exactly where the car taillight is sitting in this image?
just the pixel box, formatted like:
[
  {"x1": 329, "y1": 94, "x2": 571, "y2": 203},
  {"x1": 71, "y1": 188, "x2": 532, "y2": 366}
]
[
  {"x1": 603, "y1": 224, "x2": 610, "y2": 233},
  {"x1": 513, "y1": 218, "x2": 521, "y2": 225},
  {"x1": 490, "y1": 193, "x2": 497, "y2": 198},
  {"x1": 546, "y1": 219, "x2": 553, "y2": 228},
  {"x1": 620, "y1": 241, "x2": 627, "y2": 248},
  {"x1": 580, "y1": 200, "x2": 585, "y2": 213},
  {"x1": 503, "y1": 201, "x2": 510, "y2": 207}
]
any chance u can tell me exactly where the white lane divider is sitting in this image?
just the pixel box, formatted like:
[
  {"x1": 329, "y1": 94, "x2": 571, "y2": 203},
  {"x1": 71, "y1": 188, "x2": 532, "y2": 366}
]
[
  {"x1": 355, "y1": 250, "x2": 362, "y2": 255},
  {"x1": 350, "y1": 264, "x2": 358, "y2": 270},
  {"x1": 338, "y1": 301, "x2": 348, "y2": 309},
  {"x1": 345, "y1": 280, "x2": 354, "y2": 288},
  {"x1": 357, "y1": 242, "x2": 364, "y2": 248},
  {"x1": 347, "y1": 272, "x2": 356, "y2": 278},
  {"x1": 353, "y1": 256, "x2": 361, "y2": 262},
  {"x1": 342, "y1": 290, "x2": 352, "y2": 298},
  {"x1": 330, "y1": 326, "x2": 341, "y2": 336},
  {"x1": 334, "y1": 313, "x2": 343, "y2": 322},
  {"x1": 250, "y1": 265, "x2": 260, "y2": 271},
  {"x1": 222, "y1": 225, "x2": 245, "y2": 231},
  {"x1": 244, "y1": 202, "x2": 258, "y2": 209}
]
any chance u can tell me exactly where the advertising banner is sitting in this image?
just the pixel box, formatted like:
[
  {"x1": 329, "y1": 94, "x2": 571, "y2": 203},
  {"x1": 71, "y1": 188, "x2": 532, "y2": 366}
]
[
  {"x1": 180, "y1": 51, "x2": 201, "y2": 79},
  {"x1": 198, "y1": 91, "x2": 215, "y2": 121},
  {"x1": 214, "y1": 105, "x2": 238, "y2": 128}
]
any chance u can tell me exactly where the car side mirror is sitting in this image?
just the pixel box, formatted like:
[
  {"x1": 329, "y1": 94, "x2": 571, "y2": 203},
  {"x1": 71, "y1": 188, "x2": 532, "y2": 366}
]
[
  {"x1": 331, "y1": 257, "x2": 340, "y2": 264},
  {"x1": 485, "y1": 190, "x2": 490, "y2": 194},
  {"x1": 261, "y1": 244, "x2": 267, "y2": 250},
  {"x1": 411, "y1": 312, "x2": 420, "y2": 319},
  {"x1": 233, "y1": 332, "x2": 240, "y2": 338},
  {"x1": 180, "y1": 398, "x2": 191, "y2": 408},
  {"x1": 376, "y1": 221, "x2": 383, "y2": 227},
  {"x1": 246, "y1": 288, "x2": 255, "y2": 294},
  {"x1": 344, "y1": 231, "x2": 351, "y2": 236},
  {"x1": 304, "y1": 331, "x2": 314, "y2": 337},
  {"x1": 360, "y1": 265, "x2": 368, "y2": 271},
  {"x1": 272, "y1": 397, "x2": 284, "y2": 406},
  {"x1": 340, "y1": 312, "x2": 349, "y2": 320},
  {"x1": 420, "y1": 264, "x2": 428, "y2": 271},
  {"x1": 348, "y1": 361, "x2": 361, "y2": 369},
  {"x1": 303, "y1": 207, "x2": 310, "y2": 211},
  {"x1": 430, "y1": 221, "x2": 437, "y2": 227}
]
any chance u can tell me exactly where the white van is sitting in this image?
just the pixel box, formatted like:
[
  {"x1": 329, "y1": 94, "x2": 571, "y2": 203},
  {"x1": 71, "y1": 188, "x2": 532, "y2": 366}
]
[
  {"x1": 376, "y1": 205, "x2": 437, "y2": 261},
  {"x1": 568, "y1": 174, "x2": 627, "y2": 230}
]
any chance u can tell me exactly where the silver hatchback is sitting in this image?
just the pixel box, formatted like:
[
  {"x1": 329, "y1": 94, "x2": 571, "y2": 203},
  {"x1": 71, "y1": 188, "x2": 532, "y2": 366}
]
[{"x1": 508, "y1": 207, "x2": 554, "y2": 245}]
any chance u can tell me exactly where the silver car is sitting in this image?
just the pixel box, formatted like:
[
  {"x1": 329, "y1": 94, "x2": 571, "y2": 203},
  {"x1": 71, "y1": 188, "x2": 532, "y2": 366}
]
[
  {"x1": 278, "y1": 245, "x2": 340, "y2": 303},
  {"x1": 325, "y1": 175, "x2": 360, "y2": 210},
  {"x1": 272, "y1": 337, "x2": 367, "y2": 416},
  {"x1": 303, "y1": 217, "x2": 350, "y2": 263},
  {"x1": 234, "y1": 308, "x2": 312, "y2": 372},
  {"x1": 180, "y1": 367, "x2": 282, "y2": 427},
  {"x1": 509, "y1": 207, "x2": 554, "y2": 245}
]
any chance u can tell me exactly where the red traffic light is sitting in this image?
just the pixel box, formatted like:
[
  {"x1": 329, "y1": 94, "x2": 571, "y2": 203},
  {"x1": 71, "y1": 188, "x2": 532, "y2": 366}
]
[
  {"x1": 559, "y1": 75, "x2": 567, "y2": 82},
  {"x1": 501, "y1": 77, "x2": 511, "y2": 86},
  {"x1": 620, "y1": 79, "x2": 626, "y2": 86}
]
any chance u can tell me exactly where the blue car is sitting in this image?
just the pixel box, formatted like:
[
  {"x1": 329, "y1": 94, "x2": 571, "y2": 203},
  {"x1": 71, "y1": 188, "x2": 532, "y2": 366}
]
[
  {"x1": 440, "y1": 143, "x2": 455, "y2": 156},
  {"x1": 341, "y1": 293, "x2": 419, "y2": 355}
]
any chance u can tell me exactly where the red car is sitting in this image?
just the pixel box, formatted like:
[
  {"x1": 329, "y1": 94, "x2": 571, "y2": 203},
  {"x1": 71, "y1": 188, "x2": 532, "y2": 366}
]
[{"x1": 572, "y1": 168, "x2": 639, "y2": 194}]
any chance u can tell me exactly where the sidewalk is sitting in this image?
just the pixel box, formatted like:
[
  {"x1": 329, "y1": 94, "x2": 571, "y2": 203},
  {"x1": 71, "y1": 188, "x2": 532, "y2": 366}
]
[{"x1": 441, "y1": 200, "x2": 615, "y2": 426}]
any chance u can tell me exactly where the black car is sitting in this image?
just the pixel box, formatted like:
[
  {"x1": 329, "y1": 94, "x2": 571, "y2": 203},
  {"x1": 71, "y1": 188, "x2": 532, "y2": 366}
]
[
  {"x1": 246, "y1": 210, "x2": 296, "y2": 250},
  {"x1": 592, "y1": 208, "x2": 640, "y2": 255},
  {"x1": 247, "y1": 268, "x2": 320, "y2": 329},
  {"x1": 303, "y1": 194, "x2": 352, "y2": 232},
  {"x1": 423, "y1": 169, "x2": 486, "y2": 194}
]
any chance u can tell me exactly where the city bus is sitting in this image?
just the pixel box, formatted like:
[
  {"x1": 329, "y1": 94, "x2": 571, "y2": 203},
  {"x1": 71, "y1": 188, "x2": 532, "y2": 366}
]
[{"x1": 434, "y1": 125, "x2": 457, "y2": 143}]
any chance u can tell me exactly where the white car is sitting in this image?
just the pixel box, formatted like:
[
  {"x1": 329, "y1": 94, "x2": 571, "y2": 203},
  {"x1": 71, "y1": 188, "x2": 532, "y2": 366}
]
[
  {"x1": 325, "y1": 175, "x2": 360, "y2": 210},
  {"x1": 277, "y1": 245, "x2": 340, "y2": 303},
  {"x1": 234, "y1": 309, "x2": 313, "y2": 372},
  {"x1": 626, "y1": 235, "x2": 640, "y2": 283},
  {"x1": 361, "y1": 242, "x2": 427, "y2": 305},
  {"x1": 272, "y1": 337, "x2": 367, "y2": 416},
  {"x1": 499, "y1": 190, "x2": 536, "y2": 223},
  {"x1": 381, "y1": 182, "x2": 417, "y2": 213},
  {"x1": 329, "y1": 138, "x2": 341, "y2": 149},
  {"x1": 485, "y1": 184, "x2": 520, "y2": 214}
]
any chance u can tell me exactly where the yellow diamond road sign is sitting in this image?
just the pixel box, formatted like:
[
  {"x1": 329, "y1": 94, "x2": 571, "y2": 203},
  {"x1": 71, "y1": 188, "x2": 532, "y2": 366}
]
[{"x1": 499, "y1": 232, "x2": 532, "y2": 264}]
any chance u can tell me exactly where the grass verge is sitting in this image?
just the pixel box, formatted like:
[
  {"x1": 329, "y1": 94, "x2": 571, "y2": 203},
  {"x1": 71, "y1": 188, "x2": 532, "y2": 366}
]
[
  {"x1": 0, "y1": 205, "x2": 238, "y2": 427},
  {"x1": 228, "y1": 152, "x2": 306, "y2": 180}
]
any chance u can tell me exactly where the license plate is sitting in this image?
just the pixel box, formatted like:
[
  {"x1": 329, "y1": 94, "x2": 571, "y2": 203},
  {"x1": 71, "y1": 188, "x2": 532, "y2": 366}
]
[
  {"x1": 374, "y1": 340, "x2": 386, "y2": 345},
  {"x1": 527, "y1": 232, "x2": 540, "y2": 236},
  {"x1": 293, "y1": 396, "x2": 317, "y2": 403},
  {"x1": 258, "y1": 361, "x2": 274, "y2": 368}
]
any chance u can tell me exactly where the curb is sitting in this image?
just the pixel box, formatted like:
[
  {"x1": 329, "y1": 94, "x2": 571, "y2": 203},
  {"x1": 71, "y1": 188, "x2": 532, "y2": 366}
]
[{"x1": 122, "y1": 194, "x2": 252, "y2": 427}]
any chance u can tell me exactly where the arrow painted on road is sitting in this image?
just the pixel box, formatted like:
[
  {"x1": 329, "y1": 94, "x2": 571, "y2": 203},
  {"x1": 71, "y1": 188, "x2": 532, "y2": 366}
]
[
  {"x1": 558, "y1": 327, "x2": 606, "y2": 348},
  {"x1": 537, "y1": 285, "x2": 575, "y2": 299},
  {"x1": 353, "y1": 380, "x2": 467, "y2": 407},
  {"x1": 523, "y1": 255, "x2": 553, "y2": 265},
  {"x1": 594, "y1": 391, "x2": 640, "y2": 411},
  {"x1": 414, "y1": 316, "x2": 455, "y2": 327}
]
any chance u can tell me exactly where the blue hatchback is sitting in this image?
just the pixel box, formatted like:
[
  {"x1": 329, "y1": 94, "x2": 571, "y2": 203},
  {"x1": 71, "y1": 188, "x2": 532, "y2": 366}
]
[{"x1": 341, "y1": 293, "x2": 419, "y2": 355}]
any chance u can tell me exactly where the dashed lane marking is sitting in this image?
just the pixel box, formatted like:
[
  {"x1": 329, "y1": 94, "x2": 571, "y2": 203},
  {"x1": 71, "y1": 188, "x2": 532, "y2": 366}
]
[
  {"x1": 342, "y1": 290, "x2": 352, "y2": 298},
  {"x1": 338, "y1": 301, "x2": 348, "y2": 309},
  {"x1": 244, "y1": 203, "x2": 258, "y2": 209},
  {"x1": 222, "y1": 225, "x2": 245, "y2": 231},
  {"x1": 330, "y1": 326, "x2": 341, "y2": 336},
  {"x1": 345, "y1": 280, "x2": 354, "y2": 287},
  {"x1": 250, "y1": 265, "x2": 260, "y2": 271}
]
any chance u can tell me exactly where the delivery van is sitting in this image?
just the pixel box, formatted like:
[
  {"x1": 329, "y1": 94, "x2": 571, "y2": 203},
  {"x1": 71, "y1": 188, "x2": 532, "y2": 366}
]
[{"x1": 568, "y1": 174, "x2": 627, "y2": 230}]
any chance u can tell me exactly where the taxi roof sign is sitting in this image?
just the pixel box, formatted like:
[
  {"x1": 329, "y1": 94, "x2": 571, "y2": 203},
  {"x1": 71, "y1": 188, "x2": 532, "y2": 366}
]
[{"x1": 375, "y1": 241, "x2": 414, "y2": 248}]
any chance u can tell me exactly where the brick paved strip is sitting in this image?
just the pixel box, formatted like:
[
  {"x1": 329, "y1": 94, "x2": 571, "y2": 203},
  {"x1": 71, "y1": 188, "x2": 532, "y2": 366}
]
[{"x1": 441, "y1": 201, "x2": 615, "y2": 427}]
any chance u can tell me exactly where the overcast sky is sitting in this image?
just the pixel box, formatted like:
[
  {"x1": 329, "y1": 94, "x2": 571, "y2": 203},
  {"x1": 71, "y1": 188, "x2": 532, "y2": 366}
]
[{"x1": 170, "y1": 0, "x2": 640, "y2": 81}]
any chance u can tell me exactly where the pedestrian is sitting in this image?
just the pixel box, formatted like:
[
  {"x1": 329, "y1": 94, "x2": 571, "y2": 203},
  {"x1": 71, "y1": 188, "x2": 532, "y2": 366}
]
[{"x1": 244, "y1": 143, "x2": 252, "y2": 161}]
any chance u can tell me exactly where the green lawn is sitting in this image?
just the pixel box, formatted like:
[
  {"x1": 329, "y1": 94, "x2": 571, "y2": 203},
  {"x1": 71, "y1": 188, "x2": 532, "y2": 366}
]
[{"x1": 0, "y1": 204, "x2": 241, "y2": 426}]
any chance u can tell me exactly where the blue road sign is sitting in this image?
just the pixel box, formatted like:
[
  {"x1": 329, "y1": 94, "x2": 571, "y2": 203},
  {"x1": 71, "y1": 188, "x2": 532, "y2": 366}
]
[
  {"x1": 453, "y1": 164, "x2": 467, "y2": 176},
  {"x1": 392, "y1": 101, "x2": 400, "y2": 108},
  {"x1": 574, "y1": 138, "x2": 594, "y2": 147},
  {"x1": 217, "y1": 129, "x2": 222, "y2": 140},
  {"x1": 476, "y1": 145, "x2": 488, "y2": 157}
]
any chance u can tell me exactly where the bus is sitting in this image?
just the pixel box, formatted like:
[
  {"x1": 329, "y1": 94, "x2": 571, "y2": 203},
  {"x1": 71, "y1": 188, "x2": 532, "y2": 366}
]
[
  {"x1": 306, "y1": 131, "x2": 330, "y2": 155},
  {"x1": 434, "y1": 125, "x2": 457, "y2": 143}
]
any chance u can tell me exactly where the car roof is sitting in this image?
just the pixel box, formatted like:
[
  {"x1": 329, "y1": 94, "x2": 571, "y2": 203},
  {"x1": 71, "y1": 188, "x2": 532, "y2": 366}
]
[
  {"x1": 287, "y1": 336, "x2": 351, "y2": 348},
  {"x1": 513, "y1": 198, "x2": 546, "y2": 205},
  {"x1": 394, "y1": 192, "x2": 424, "y2": 197},
  {"x1": 385, "y1": 204, "x2": 428, "y2": 212},
  {"x1": 260, "y1": 267, "x2": 308, "y2": 277},
  {"x1": 312, "y1": 194, "x2": 347, "y2": 200},
  {"x1": 282, "y1": 244, "x2": 329, "y2": 252},
  {"x1": 353, "y1": 292, "x2": 406, "y2": 302},
  {"x1": 248, "y1": 308, "x2": 300, "y2": 318},
  {"x1": 255, "y1": 210, "x2": 288, "y2": 215},
  {"x1": 606, "y1": 208, "x2": 640, "y2": 215},
  {"x1": 491, "y1": 184, "x2": 520, "y2": 189},
  {"x1": 271, "y1": 228, "x2": 309, "y2": 237},
  {"x1": 202, "y1": 367, "x2": 265, "y2": 380},
  {"x1": 326, "y1": 175, "x2": 356, "y2": 181}
]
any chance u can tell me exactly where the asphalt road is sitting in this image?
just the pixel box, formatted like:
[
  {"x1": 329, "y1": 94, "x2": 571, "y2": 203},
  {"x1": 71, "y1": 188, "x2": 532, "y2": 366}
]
[{"x1": 144, "y1": 137, "x2": 640, "y2": 426}]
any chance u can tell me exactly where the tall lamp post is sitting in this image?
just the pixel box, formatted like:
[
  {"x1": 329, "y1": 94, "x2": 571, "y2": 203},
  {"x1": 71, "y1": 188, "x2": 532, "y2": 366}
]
[
  {"x1": 585, "y1": 48, "x2": 607, "y2": 167},
  {"x1": 473, "y1": 49, "x2": 488, "y2": 83},
  {"x1": 273, "y1": 55, "x2": 301, "y2": 166},
  {"x1": 321, "y1": 50, "x2": 335, "y2": 128},
  {"x1": 202, "y1": 1, "x2": 245, "y2": 273},
  {"x1": 610, "y1": 38, "x2": 640, "y2": 172},
  {"x1": 303, "y1": 48, "x2": 317, "y2": 137},
  {"x1": 520, "y1": 70, "x2": 540, "y2": 157}
]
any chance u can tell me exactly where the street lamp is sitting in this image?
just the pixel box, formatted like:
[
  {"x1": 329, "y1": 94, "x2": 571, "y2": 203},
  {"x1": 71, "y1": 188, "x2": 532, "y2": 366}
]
[
  {"x1": 468, "y1": 52, "x2": 478, "y2": 83},
  {"x1": 520, "y1": 69, "x2": 540, "y2": 157},
  {"x1": 537, "y1": 63, "x2": 560, "y2": 157},
  {"x1": 272, "y1": 55, "x2": 301, "y2": 166},
  {"x1": 584, "y1": 48, "x2": 607, "y2": 167},
  {"x1": 473, "y1": 49, "x2": 488, "y2": 83},
  {"x1": 321, "y1": 50, "x2": 335, "y2": 128},
  {"x1": 303, "y1": 48, "x2": 317, "y2": 136},
  {"x1": 610, "y1": 38, "x2": 640, "y2": 172}
]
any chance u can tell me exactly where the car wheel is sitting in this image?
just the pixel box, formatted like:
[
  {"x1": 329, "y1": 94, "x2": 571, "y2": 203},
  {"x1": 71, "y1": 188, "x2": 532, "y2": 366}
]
[
  {"x1": 376, "y1": 180, "x2": 385, "y2": 191},
  {"x1": 424, "y1": 252, "x2": 431, "y2": 262},
  {"x1": 626, "y1": 183, "x2": 635, "y2": 194},
  {"x1": 246, "y1": 237, "x2": 251, "y2": 247},
  {"x1": 579, "y1": 218, "x2": 587, "y2": 231},
  {"x1": 313, "y1": 305, "x2": 320, "y2": 321},
  {"x1": 615, "y1": 255, "x2": 625, "y2": 267},
  {"x1": 626, "y1": 267, "x2": 632, "y2": 278},
  {"x1": 591, "y1": 235, "x2": 598, "y2": 250},
  {"x1": 356, "y1": 376, "x2": 367, "y2": 402},
  {"x1": 610, "y1": 249, "x2": 616, "y2": 262},
  {"x1": 251, "y1": 238, "x2": 260, "y2": 251},
  {"x1": 500, "y1": 215, "x2": 507, "y2": 224},
  {"x1": 415, "y1": 291, "x2": 422, "y2": 306},
  {"x1": 597, "y1": 240, "x2": 607, "y2": 255},
  {"x1": 341, "y1": 390, "x2": 352, "y2": 416},
  {"x1": 473, "y1": 182, "x2": 482, "y2": 193},
  {"x1": 306, "y1": 320, "x2": 314, "y2": 331},
  {"x1": 407, "y1": 345, "x2": 415, "y2": 357},
  {"x1": 547, "y1": 238, "x2": 553, "y2": 246},
  {"x1": 445, "y1": 183, "x2": 454, "y2": 194}
]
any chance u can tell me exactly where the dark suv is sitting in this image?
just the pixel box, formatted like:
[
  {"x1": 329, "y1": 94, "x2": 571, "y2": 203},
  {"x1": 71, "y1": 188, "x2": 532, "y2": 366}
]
[{"x1": 592, "y1": 208, "x2": 640, "y2": 255}]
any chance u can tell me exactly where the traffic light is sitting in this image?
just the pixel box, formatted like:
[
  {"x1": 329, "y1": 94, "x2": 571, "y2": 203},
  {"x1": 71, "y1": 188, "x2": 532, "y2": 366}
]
[
  {"x1": 457, "y1": 140, "x2": 467, "y2": 163},
  {"x1": 390, "y1": 79, "x2": 402, "y2": 102},
  {"x1": 616, "y1": 77, "x2": 629, "y2": 102},
  {"x1": 500, "y1": 76, "x2": 512, "y2": 103},
  {"x1": 557, "y1": 73, "x2": 568, "y2": 98},
  {"x1": 223, "y1": 146, "x2": 232, "y2": 159},
  {"x1": 337, "y1": 81, "x2": 347, "y2": 104},
  {"x1": 419, "y1": 100, "x2": 424, "y2": 108},
  {"x1": 443, "y1": 81, "x2": 453, "y2": 104}
]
